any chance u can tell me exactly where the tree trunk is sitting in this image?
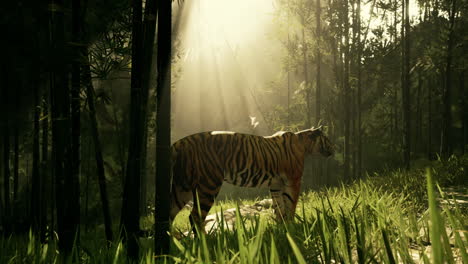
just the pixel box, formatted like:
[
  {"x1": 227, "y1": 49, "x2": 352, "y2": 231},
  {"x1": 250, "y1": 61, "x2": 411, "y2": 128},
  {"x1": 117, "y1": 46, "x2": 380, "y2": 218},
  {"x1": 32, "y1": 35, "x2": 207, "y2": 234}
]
[
  {"x1": 84, "y1": 137, "x2": 91, "y2": 232},
  {"x1": 49, "y1": 0, "x2": 75, "y2": 253},
  {"x1": 1, "y1": 71, "x2": 11, "y2": 234},
  {"x1": 70, "y1": 0, "x2": 82, "y2": 244},
  {"x1": 155, "y1": 0, "x2": 172, "y2": 255},
  {"x1": 460, "y1": 71, "x2": 467, "y2": 153},
  {"x1": 356, "y1": 0, "x2": 362, "y2": 178},
  {"x1": 40, "y1": 92, "x2": 49, "y2": 243},
  {"x1": 416, "y1": 70, "x2": 422, "y2": 155},
  {"x1": 315, "y1": 0, "x2": 324, "y2": 184},
  {"x1": 39, "y1": 0, "x2": 52, "y2": 239},
  {"x1": 287, "y1": 8, "x2": 291, "y2": 129},
  {"x1": 0, "y1": 176, "x2": 2, "y2": 231},
  {"x1": 32, "y1": 74, "x2": 41, "y2": 234},
  {"x1": 442, "y1": 0, "x2": 457, "y2": 157},
  {"x1": 121, "y1": 0, "x2": 143, "y2": 258},
  {"x1": 405, "y1": 0, "x2": 411, "y2": 169},
  {"x1": 0, "y1": 123, "x2": 2, "y2": 231},
  {"x1": 140, "y1": 0, "x2": 158, "y2": 217},
  {"x1": 392, "y1": 0, "x2": 399, "y2": 159},
  {"x1": 302, "y1": 22, "x2": 310, "y2": 128},
  {"x1": 84, "y1": 55, "x2": 114, "y2": 243},
  {"x1": 401, "y1": 0, "x2": 411, "y2": 169},
  {"x1": 351, "y1": 0, "x2": 357, "y2": 180},
  {"x1": 344, "y1": 0, "x2": 351, "y2": 181},
  {"x1": 13, "y1": 111, "x2": 19, "y2": 205},
  {"x1": 393, "y1": 82, "x2": 398, "y2": 157},
  {"x1": 2, "y1": 118, "x2": 11, "y2": 235},
  {"x1": 428, "y1": 76, "x2": 432, "y2": 159}
]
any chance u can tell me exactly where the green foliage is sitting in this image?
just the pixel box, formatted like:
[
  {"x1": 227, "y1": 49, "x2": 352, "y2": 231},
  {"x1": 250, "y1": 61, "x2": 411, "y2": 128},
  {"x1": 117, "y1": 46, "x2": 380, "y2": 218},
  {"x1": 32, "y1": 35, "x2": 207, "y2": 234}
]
[
  {"x1": 266, "y1": 0, "x2": 468, "y2": 177},
  {"x1": 433, "y1": 154, "x2": 468, "y2": 186}
]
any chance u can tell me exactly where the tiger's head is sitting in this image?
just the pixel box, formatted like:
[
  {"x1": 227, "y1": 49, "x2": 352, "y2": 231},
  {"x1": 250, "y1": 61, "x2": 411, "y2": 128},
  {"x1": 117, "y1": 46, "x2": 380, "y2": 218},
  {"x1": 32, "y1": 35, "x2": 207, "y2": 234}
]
[{"x1": 295, "y1": 126, "x2": 334, "y2": 157}]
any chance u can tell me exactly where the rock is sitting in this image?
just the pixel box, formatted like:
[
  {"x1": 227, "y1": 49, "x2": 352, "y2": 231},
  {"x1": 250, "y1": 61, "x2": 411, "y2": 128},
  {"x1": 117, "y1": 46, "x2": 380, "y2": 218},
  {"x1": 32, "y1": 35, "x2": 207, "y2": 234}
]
[{"x1": 203, "y1": 198, "x2": 274, "y2": 233}]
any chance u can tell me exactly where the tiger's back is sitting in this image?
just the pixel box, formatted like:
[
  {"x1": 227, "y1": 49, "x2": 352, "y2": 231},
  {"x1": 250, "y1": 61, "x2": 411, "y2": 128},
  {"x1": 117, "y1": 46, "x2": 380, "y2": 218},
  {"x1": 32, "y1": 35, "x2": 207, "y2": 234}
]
[{"x1": 172, "y1": 131, "x2": 305, "y2": 190}]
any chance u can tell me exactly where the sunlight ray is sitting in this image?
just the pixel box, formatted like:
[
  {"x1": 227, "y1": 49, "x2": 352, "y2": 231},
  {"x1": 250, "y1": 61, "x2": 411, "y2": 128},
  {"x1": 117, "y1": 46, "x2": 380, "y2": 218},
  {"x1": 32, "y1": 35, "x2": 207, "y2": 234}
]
[{"x1": 172, "y1": 0, "x2": 280, "y2": 141}]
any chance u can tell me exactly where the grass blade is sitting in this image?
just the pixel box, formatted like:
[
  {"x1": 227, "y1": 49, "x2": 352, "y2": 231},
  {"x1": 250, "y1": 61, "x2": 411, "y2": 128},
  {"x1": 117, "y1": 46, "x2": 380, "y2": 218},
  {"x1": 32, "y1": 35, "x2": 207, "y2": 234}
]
[
  {"x1": 270, "y1": 234, "x2": 280, "y2": 264},
  {"x1": 381, "y1": 229, "x2": 396, "y2": 264},
  {"x1": 426, "y1": 169, "x2": 443, "y2": 264},
  {"x1": 286, "y1": 232, "x2": 306, "y2": 264}
]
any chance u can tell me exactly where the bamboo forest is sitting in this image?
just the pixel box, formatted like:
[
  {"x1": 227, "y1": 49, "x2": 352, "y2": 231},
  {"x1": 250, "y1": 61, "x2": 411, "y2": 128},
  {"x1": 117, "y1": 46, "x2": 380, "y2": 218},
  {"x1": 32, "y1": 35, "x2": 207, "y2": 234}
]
[{"x1": 0, "y1": 0, "x2": 467, "y2": 263}]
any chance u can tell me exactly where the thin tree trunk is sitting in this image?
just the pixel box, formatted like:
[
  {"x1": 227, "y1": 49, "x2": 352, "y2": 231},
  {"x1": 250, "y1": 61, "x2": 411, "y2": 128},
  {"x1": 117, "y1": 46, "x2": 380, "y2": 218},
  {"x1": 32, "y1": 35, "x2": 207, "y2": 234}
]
[
  {"x1": 1, "y1": 69, "x2": 11, "y2": 234},
  {"x1": 331, "y1": 37, "x2": 340, "y2": 118},
  {"x1": 344, "y1": 0, "x2": 351, "y2": 181},
  {"x1": 391, "y1": 0, "x2": 398, "y2": 160},
  {"x1": 70, "y1": 0, "x2": 82, "y2": 244},
  {"x1": 40, "y1": 92, "x2": 49, "y2": 242},
  {"x1": 13, "y1": 113, "x2": 19, "y2": 205},
  {"x1": 12, "y1": 80, "x2": 20, "y2": 222},
  {"x1": 84, "y1": 138, "x2": 91, "y2": 232},
  {"x1": 42, "y1": 0, "x2": 54, "y2": 237},
  {"x1": 401, "y1": 0, "x2": 411, "y2": 169},
  {"x1": 121, "y1": 0, "x2": 143, "y2": 258},
  {"x1": 37, "y1": 0, "x2": 49, "y2": 244},
  {"x1": 287, "y1": 3, "x2": 291, "y2": 129},
  {"x1": 0, "y1": 125, "x2": 3, "y2": 231},
  {"x1": 351, "y1": 90, "x2": 356, "y2": 180},
  {"x1": 404, "y1": 0, "x2": 411, "y2": 169},
  {"x1": 0, "y1": 175, "x2": 2, "y2": 231},
  {"x1": 356, "y1": 0, "x2": 362, "y2": 178},
  {"x1": 428, "y1": 76, "x2": 432, "y2": 159},
  {"x1": 351, "y1": 0, "x2": 359, "y2": 179},
  {"x1": 155, "y1": 0, "x2": 172, "y2": 255},
  {"x1": 442, "y1": 0, "x2": 457, "y2": 157},
  {"x1": 2, "y1": 119, "x2": 11, "y2": 235},
  {"x1": 84, "y1": 56, "x2": 114, "y2": 243},
  {"x1": 416, "y1": 70, "x2": 422, "y2": 155},
  {"x1": 350, "y1": 0, "x2": 356, "y2": 179},
  {"x1": 460, "y1": 71, "x2": 467, "y2": 153},
  {"x1": 392, "y1": 83, "x2": 398, "y2": 158},
  {"x1": 140, "y1": 0, "x2": 158, "y2": 217},
  {"x1": 32, "y1": 74, "x2": 41, "y2": 234},
  {"x1": 302, "y1": 23, "x2": 310, "y2": 128},
  {"x1": 49, "y1": 0, "x2": 75, "y2": 253},
  {"x1": 12, "y1": 1, "x2": 24, "y2": 229},
  {"x1": 315, "y1": 0, "x2": 323, "y2": 184}
]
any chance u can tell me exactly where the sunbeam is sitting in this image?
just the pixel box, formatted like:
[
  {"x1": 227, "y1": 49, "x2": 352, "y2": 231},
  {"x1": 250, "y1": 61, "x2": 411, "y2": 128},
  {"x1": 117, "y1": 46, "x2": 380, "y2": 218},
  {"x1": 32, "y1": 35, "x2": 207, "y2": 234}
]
[{"x1": 172, "y1": 0, "x2": 281, "y2": 141}]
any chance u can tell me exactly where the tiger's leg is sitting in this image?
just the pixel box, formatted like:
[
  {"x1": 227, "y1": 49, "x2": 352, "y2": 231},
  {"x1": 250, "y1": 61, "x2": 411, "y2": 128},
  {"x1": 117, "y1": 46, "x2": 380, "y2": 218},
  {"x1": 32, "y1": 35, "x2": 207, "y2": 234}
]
[
  {"x1": 282, "y1": 177, "x2": 302, "y2": 220},
  {"x1": 270, "y1": 173, "x2": 302, "y2": 221},
  {"x1": 189, "y1": 185, "x2": 222, "y2": 235},
  {"x1": 269, "y1": 177, "x2": 287, "y2": 220},
  {"x1": 170, "y1": 185, "x2": 192, "y2": 222}
]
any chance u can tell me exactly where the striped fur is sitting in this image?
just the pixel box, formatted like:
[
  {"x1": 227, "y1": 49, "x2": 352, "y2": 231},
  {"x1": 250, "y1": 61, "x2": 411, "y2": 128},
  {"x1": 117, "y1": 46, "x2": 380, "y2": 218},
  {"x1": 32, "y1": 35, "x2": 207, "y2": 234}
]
[{"x1": 170, "y1": 127, "x2": 334, "y2": 230}]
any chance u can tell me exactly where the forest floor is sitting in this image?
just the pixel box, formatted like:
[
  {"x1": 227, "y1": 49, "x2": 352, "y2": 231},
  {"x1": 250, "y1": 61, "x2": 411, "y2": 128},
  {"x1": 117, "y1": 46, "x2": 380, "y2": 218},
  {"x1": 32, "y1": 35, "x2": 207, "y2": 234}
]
[
  {"x1": 191, "y1": 188, "x2": 467, "y2": 263},
  {"x1": 166, "y1": 174, "x2": 467, "y2": 263},
  {"x1": 440, "y1": 186, "x2": 468, "y2": 208},
  {"x1": 1, "y1": 157, "x2": 467, "y2": 263}
]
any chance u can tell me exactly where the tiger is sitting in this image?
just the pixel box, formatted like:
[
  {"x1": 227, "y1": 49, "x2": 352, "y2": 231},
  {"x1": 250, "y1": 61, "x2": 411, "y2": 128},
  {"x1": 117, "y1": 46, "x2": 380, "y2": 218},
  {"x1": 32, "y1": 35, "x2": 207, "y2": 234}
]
[{"x1": 169, "y1": 126, "x2": 334, "y2": 232}]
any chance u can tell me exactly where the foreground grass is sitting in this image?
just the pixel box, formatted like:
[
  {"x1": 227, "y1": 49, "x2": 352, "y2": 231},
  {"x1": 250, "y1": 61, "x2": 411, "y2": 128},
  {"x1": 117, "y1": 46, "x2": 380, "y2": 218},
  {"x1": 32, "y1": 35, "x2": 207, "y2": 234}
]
[{"x1": 1, "y1": 159, "x2": 467, "y2": 263}]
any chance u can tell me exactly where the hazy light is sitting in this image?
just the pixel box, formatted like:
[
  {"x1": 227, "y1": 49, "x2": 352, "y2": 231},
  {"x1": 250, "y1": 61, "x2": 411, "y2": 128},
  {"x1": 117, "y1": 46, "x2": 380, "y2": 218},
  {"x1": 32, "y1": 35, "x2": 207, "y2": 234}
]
[{"x1": 172, "y1": 0, "x2": 281, "y2": 141}]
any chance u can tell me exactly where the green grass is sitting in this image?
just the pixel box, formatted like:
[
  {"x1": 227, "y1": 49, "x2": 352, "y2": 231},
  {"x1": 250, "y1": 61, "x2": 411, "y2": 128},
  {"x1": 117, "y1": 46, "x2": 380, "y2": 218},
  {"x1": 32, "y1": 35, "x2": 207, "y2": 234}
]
[{"x1": 1, "y1": 159, "x2": 467, "y2": 263}]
